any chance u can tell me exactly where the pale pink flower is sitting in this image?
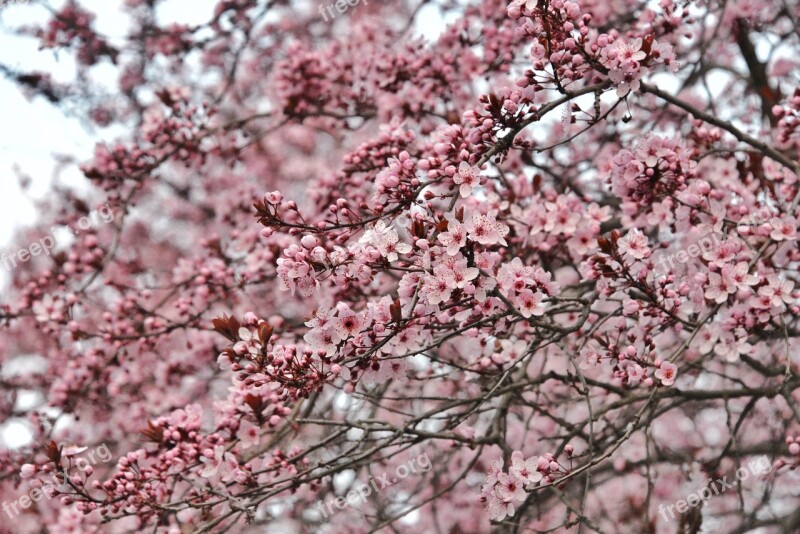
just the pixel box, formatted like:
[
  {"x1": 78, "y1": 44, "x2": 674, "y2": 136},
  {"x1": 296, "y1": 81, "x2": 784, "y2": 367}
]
[
  {"x1": 305, "y1": 306, "x2": 336, "y2": 329},
  {"x1": 424, "y1": 275, "x2": 453, "y2": 306},
  {"x1": 616, "y1": 38, "x2": 646, "y2": 64},
  {"x1": 234, "y1": 327, "x2": 261, "y2": 357},
  {"x1": 237, "y1": 420, "x2": 260, "y2": 450},
  {"x1": 454, "y1": 161, "x2": 481, "y2": 198},
  {"x1": 264, "y1": 191, "x2": 283, "y2": 203},
  {"x1": 654, "y1": 361, "x2": 677, "y2": 386},
  {"x1": 509, "y1": 451, "x2": 543, "y2": 487},
  {"x1": 303, "y1": 327, "x2": 338, "y2": 355},
  {"x1": 726, "y1": 262, "x2": 759, "y2": 292},
  {"x1": 446, "y1": 259, "x2": 479, "y2": 289},
  {"x1": 517, "y1": 289, "x2": 545, "y2": 318},
  {"x1": 495, "y1": 472, "x2": 526, "y2": 502},
  {"x1": 705, "y1": 272, "x2": 734, "y2": 303},
  {"x1": 484, "y1": 459, "x2": 505, "y2": 486},
  {"x1": 465, "y1": 211, "x2": 509, "y2": 247},
  {"x1": 714, "y1": 332, "x2": 753, "y2": 362},
  {"x1": 609, "y1": 68, "x2": 643, "y2": 97},
  {"x1": 618, "y1": 228, "x2": 650, "y2": 260},
  {"x1": 332, "y1": 305, "x2": 365, "y2": 340},
  {"x1": 758, "y1": 274, "x2": 795, "y2": 307},
  {"x1": 361, "y1": 220, "x2": 411, "y2": 262},
  {"x1": 33, "y1": 294, "x2": 66, "y2": 323},
  {"x1": 769, "y1": 217, "x2": 797, "y2": 241},
  {"x1": 485, "y1": 490, "x2": 516, "y2": 521},
  {"x1": 199, "y1": 446, "x2": 240, "y2": 482},
  {"x1": 437, "y1": 213, "x2": 467, "y2": 256}
]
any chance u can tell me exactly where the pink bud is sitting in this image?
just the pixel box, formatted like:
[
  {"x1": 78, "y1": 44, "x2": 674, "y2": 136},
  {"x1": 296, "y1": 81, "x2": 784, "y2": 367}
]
[
  {"x1": 301, "y1": 235, "x2": 318, "y2": 249},
  {"x1": 20, "y1": 464, "x2": 36, "y2": 479},
  {"x1": 623, "y1": 300, "x2": 640, "y2": 315},
  {"x1": 537, "y1": 457, "x2": 549, "y2": 470}
]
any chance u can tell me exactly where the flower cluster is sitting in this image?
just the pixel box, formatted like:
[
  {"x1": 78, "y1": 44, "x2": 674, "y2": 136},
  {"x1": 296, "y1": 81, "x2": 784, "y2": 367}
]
[
  {"x1": 773, "y1": 89, "x2": 800, "y2": 151},
  {"x1": 496, "y1": 257, "x2": 559, "y2": 318},
  {"x1": 38, "y1": 3, "x2": 117, "y2": 66},
  {"x1": 480, "y1": 450, "x2": 568, "y2": 521},
  {"x1": 610, "y1": 134, "x2": 695, "y2": 208}
]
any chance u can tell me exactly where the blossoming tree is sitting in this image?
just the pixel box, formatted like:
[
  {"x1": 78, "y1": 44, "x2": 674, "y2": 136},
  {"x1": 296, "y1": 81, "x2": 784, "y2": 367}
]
[{"x1": 1, "y1": 0, "x2": 800, "y2": 532}]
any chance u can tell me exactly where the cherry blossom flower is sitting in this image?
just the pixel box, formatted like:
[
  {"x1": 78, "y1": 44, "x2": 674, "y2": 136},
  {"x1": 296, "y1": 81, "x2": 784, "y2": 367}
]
[
  {"x1": 758, "y1": 274, "x2": 795, "y2": 308},
  {"x1": 609, "y1": 67, "x2": 645, "y2": 97},
  {"x1": 464, "y1": 210, "x2": 509, "y2": 247},
  {"x1": 654, "y1": 361, "x2": 678, "y2": 386},
  {"x1": 423, "y1": 274, "x2": 453, "y2": 306},
  {"x1": 769, "y1": 217, "x2": 798, "y2": 241},
  {"x1": 199, "y1": 446, "x2": 241, "y2": 482},
  {"x1": 509, "y1": 451, "x2": 543, "y2": 487},
  {"x1": 236, "y1": 420, "x2": 260, "y2": 450},
  {"x1": 33, "y1": 294, "x2": 66, "y2": 323},
  {"x1": 616, "y1": 38, "x2": 646, "y2": 65},
  {"x1": 304, "y1": 327, "x2": 339, "y2": 355},
  {"x1": 454, "y1": 161, "x2": 481, "y2": 198},
  {"x1": 517, "y1": 288, "x2": 545, "y2": 318},
  {"x1": 705, "y1": 272, "x2": 735, "y2": 303},
  {"x1": 495, "y1": 472, "x2": 527, "y2": 502},
  {"x1": 714, "y1": 331, "x2": 754, "y2": 362},
  {"x1": 437, "y1": 213, "x2": 468, "y2": 255},
  {"x1": 361, "y1": 220, "x2": 412, "y2": 262},
  {"x1": 234, "y1": 327, "x2": 261, "y2": 357},
  {"x1": 618, "y1": 228, "x2": 650, "y2": 260},
  {"x1": 332, "y1": 304, "x2": 366, "y2": 340},
  {"x1": 20, "y1": 464, "x2": 36, "y2": 479},
  {"x1": 484, "y1": 491, "x2": 517, "y2": 521}
]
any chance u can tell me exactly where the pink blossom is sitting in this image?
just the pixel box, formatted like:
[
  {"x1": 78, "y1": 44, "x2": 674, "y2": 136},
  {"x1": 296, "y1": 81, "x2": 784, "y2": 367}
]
[
  {"x1": 454, "y1": 161, "x2": 481, "y2": 198},
  {"x1": 495, "y1": 472, "x2": 526, "y2": 502},
  {"x1": 654, "y1": 361, "x2": 678, "y2": 386},
  {"x1": 758, "y1": 274, "x2": 795, "y2": 308},
  {"x1": 618, "y1": 228, "x2": 650, "y2": 260},
  {"x1": 437, "y1": 213, "x2": 467, "y2": 255},
  {"x1": 516, "y1": 289, "x2": 545, "y2": 318},
  {"x1": 769, "y1": 217, "x2": 798, "y2": 241},
  {"x1": 464, "y1": 210, "x2": 509, "y2": 247},
  {"x1": 20, "y1": 464, "x2": 36, "y2": 479},
  {"x1": 509, "y1": 451, "x2": 543, "y2": 487}
]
